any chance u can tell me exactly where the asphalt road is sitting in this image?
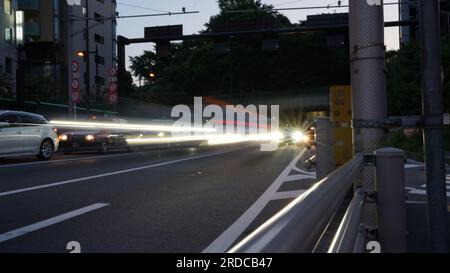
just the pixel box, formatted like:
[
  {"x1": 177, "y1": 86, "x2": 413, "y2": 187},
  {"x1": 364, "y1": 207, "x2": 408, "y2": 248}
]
[
  {"x1": 0, "y1": 145, "x2": 448, "y2": 253},
  {"x1": 0, "y1": 144, "x2": 311, "y2": 253}
]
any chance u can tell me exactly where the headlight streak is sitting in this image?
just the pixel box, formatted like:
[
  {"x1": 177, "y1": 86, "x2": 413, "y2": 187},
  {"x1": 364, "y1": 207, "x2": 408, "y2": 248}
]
[
  {"x1": 125, "y1": 133, "x2": 282, "y2": 146},
  {"x1": 49, "y1": 120, "x2": 217, "y2": 133}
]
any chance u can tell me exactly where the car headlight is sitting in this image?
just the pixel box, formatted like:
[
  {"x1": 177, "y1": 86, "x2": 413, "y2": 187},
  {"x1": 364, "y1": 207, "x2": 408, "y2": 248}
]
[
  {"x1": 273, "y1": 132, "x2": 284, "y2": 142},
  {"x1": 292, "y1": 131, "x2": 305, "y2": 143},
  {"x1": 58, "y1": 134, "x2": 68, "y2": 141},
  {"x1": 85, "y1": 135, "x2": 95, "y2": 142}
]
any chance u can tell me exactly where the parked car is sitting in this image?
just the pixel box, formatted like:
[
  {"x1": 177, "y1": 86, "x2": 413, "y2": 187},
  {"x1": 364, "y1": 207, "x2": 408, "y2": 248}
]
[{"x1": 0, "y1": 111, "x2": 59, "y2": 160}]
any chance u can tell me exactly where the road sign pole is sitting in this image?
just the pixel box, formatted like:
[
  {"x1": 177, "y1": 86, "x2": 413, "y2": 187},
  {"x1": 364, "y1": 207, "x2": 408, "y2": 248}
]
[
  {"x1": 349, "y1": 0, "x2": 388, "y2": 226},
  {"x1": 315, "y1": 117, "x2": 335, "y2": 180},
  {"x1": 419, "y1": 0, "x2": 449, "y2": 252}
]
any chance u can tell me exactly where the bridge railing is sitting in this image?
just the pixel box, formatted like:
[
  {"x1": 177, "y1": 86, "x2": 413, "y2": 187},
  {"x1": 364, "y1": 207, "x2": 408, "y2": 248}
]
[
  {"x1": 228, "y1": 154, "x2": 365, "y2": 253},
  {"x1": 229, "y1": 148, "x2": 407, "y2": 253}
]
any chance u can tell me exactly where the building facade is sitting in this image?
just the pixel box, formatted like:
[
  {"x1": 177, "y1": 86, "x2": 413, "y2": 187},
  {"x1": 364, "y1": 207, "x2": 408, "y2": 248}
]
[
  {"x1": 12, "y1": 0, "x2": 117, "y2": 108},
  {"x1": 69, "y1": 0, "x2": 117, "y2": 105},
  {"x1": 399, "y1": 0, "x2": 450, "y2": 47},
  {"x1": 0, "y1": 0, "x2": 17, "y2": 97}
]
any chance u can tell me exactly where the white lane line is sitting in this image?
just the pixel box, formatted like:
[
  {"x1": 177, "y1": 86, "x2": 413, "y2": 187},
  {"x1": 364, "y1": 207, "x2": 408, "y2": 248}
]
[
  {"x1": 282, "y1": 173, "x2": 316, "y2": 182},
  {"x1": 406, "y1": 188, "x2": 450, "y2": 197},
  {"x1": 0, "y1": 203, "x2": 109, "y2": 243},
  {"x1": 0, "y1": 152, "x2": 228, "y2": 198},
  {"x1": 0, "y1": 151, "x2": 161, "y2": 169},
  {"x1": 203, "y1": 150, "x2": 306, "y2": 253},
  {"x1": 406, "y1": 201, "x2": 428, "y2": 205},
  {"x1": 405, "y1": 164, "x2": 424, "y2": 169},
  {"x1": 271, "y1": 190, "x2": 307, "y2": 201}
]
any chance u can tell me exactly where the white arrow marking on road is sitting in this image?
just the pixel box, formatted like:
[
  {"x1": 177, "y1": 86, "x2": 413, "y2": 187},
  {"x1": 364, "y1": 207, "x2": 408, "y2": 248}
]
[
  {"x1": 0, "y1": 203, "x2": 109, "y2": 243},
  {"x1": 0, "y1": 152, "x2": 228, "y2": 197}
]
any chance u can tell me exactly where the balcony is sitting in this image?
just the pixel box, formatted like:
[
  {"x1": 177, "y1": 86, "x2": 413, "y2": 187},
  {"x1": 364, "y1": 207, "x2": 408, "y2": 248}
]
[{"x1": 17, "y1": 0, "x2": 40, "y2": 12}]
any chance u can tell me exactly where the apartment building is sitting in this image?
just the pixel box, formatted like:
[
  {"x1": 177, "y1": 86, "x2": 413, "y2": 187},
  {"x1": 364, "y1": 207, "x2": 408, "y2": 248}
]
[
  {"x1": 0, "y1": 0, "x2": 17, "y2": 96},
  {"x1": 399, "y1": 0, "x2": 450, "y2": 47},
  {"x1": 69, "y1": 0, "x2": 117, "y2": 103}
]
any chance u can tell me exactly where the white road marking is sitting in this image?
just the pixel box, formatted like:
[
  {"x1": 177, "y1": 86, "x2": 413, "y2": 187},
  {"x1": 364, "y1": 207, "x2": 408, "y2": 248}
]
[
  {"x1": 405, "y1": 164, "x2": 424, "y2": 169},
  {"x1": 0, "y1": 203, "x2": 109, "y2": 243},
  {"x1": 0, "y1": 151, "x2": 161, "y2": 169},
  {"x1": 406, "y1": 201, "x2": 428, "y2": 205},
  {"x1": 282, "y1": 173, "x2": 315, "y2": 182},
  {"x1": 0, "y1": 152, "x2": 228, "y2": 197},
  {"x1": 271, "y1": 190, "x2": 307, "y2": 201},
  {"x1": 203, "y1": 150, "x2": 315, "y2": 253}
]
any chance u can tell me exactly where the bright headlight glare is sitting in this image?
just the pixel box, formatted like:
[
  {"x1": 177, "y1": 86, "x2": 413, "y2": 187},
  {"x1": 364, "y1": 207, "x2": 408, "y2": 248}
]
[
  {"x1": 58, "y1": 134, "x2": 68, "y2": 141},
  {"x1": 292, "y1": 131, "x2": 304, "y2": 142},
  {"x1": 85, "y1": 135, "x2": 95, "y2": 141}
]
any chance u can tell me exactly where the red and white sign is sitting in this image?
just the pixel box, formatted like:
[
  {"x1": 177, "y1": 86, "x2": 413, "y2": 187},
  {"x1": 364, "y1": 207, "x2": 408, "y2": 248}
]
[
  {"x1": 107, "y1": 66, "x2": 118, "y2": 105},
  {"x1": 71, "y1": 61, "x2": 81, "y2": 104},
  {"x1": 109, "y1": 67, "x2": 118, "y2": 77},
  {"x1": 72, "y1": 90, "x2": 81, "y2": 104}
]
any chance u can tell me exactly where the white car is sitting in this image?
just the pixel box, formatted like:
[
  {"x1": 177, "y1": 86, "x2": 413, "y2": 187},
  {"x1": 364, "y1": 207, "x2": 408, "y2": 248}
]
[{"x1": 0, "y1": 111, "x2": 59, "y2": 160}]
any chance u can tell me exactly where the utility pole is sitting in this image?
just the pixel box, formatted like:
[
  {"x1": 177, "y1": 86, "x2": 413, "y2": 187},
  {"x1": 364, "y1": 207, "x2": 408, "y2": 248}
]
[
  {"x1": 348, "y1": 0, "x2": 387, "y2": 226},
  {"x1": 85, "y1": 0, "x2": 91, "y2": 115},
  {"x1": 419, "y1": 0, "x2": 449, "y2": 253}
]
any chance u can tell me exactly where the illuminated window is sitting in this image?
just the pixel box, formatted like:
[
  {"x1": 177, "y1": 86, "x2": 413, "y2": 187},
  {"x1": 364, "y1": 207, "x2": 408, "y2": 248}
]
[{"x1": 4, "y1": 0, "x2": 11, "y2": 15}]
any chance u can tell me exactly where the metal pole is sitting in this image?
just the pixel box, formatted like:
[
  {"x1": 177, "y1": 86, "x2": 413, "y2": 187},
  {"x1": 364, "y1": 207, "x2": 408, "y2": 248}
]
[
  {"x1": 85, "y1": 0, "x2": 91, "y2": 114},
  {"x1": 95, "y1": 45, "x2": 99, "y2": 103},
  {"x1": 315, "y1": 117, "x2": 335, "y2": 180},
  {"x1": 349, "y1": 0, "x2": 387, "y2": 226},
  {"x1": 375, "y1": 148, "x2": 407, "y2": 253},
  {"x1": 68, "y1": 5, "x2": 73, "y2": 118},
  {"x1": 419, "y1": 0, "x2": 449, "y2": 253}
]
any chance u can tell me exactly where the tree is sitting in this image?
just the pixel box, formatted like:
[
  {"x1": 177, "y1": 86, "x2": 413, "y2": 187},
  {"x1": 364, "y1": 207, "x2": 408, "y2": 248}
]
[{"x1": 127, "y1": 0, "x2": 350, "y2": 105}]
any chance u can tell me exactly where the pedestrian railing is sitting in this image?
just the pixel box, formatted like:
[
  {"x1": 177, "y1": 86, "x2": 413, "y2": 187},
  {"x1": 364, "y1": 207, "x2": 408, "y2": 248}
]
[
  {"x1": 229, "y1": 155, "x2": 365, "y2": 253},
  {"x1": 229, "y1": 148, "x2": 407, "y2": 253}
]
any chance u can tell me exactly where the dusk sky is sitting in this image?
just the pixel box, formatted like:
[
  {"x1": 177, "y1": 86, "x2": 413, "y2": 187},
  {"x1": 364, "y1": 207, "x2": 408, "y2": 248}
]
[{"x1": 116, "y1": 0, "x2": 400, "y2": 69}]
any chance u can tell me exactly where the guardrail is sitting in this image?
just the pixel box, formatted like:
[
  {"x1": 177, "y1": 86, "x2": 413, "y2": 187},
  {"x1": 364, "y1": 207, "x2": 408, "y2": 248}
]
[
  {"x1": 229, "y1": 147, "x2": 407, "y2": 253},
  {"x1": 229, "y1": 154, "x2": 364, "y2": 253}
]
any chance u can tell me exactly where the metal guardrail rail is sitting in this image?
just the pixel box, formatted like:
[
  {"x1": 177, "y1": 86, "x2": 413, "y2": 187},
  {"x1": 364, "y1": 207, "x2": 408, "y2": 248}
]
[
  {"x1": 229, "y1": 155, "x2": 364, "y2": 253},
  {"x1": 328, "y1": 188, "x2": 366, "y2": 253}
]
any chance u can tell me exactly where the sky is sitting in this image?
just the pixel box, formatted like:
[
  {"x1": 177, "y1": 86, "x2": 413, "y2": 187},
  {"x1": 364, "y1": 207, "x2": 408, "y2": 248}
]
[{"x1": 116, "y1": 0, "x2": 400, "y2": 69}]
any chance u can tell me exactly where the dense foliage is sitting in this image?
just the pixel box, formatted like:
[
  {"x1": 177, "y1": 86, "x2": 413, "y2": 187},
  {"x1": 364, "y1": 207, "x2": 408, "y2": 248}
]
[{"x1": 128, "y1": 0, "x2": 350, "y2": 105}]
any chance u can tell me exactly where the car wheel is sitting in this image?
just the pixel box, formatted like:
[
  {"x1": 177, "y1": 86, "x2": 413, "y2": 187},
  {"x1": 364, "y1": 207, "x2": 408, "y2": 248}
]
[
  {"x1": 98, "y1": 142, "x2": 108, "y2": 154},
  {"x1": 37, "y1": 139, "x2": 54, "y2": 161}
]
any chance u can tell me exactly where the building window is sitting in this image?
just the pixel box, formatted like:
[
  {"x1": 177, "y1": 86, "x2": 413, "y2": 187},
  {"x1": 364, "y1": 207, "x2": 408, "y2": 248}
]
[
  {"x1": 4, "y1": 0, "x2": 11, "y2": 15},
  {"x1": 5, "y1": 28, "x2": 12, "y2": 42},
  {"x1": 94, "y1": 33, "x2": 104, "y2": 44},
  {"x1": 5, "y1": 57, "x2": 12, "y2": 74},
  {"x1": 94, "y1": 13, "x2": 104, "y2": 24},
  {"x1": 95, "y1": 55, "x2": 105, "y2": 65}
]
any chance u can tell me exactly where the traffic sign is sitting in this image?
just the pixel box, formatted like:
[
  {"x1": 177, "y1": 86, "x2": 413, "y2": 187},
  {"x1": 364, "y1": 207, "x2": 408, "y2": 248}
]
[
  {"x1": 444, "y1": 113, "x2": 450, "y2": 125},
  {"x1": 71, "y1": 61, "x2": 80, "y2": 73},
  {"x1": 72, "y1": 90, "x2": 81, "y2": 104},
  {"x1": 109, "y1": 67, "x2": 118, "y2": 77},
  {"x1": 71, "y1": 79, "x2": 80, "y2": 90},
  {"x1": 109, "y1": 82, "x2": 118, "y2": 92}
]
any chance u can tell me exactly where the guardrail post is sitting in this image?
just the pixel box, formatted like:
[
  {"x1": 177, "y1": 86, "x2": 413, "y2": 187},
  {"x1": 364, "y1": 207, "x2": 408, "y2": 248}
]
[
  {"x1": 315, "y1": 117, "x2": 334, "y2": 180},
  {"x1": 374, "y1": 148, "x2": 407, "y2": 253}
]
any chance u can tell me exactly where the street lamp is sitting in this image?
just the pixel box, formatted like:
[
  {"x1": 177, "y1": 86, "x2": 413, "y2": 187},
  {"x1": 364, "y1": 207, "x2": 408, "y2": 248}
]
[{"x1": 76, "y1": 46, "x2": 99, "y2": 104}]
